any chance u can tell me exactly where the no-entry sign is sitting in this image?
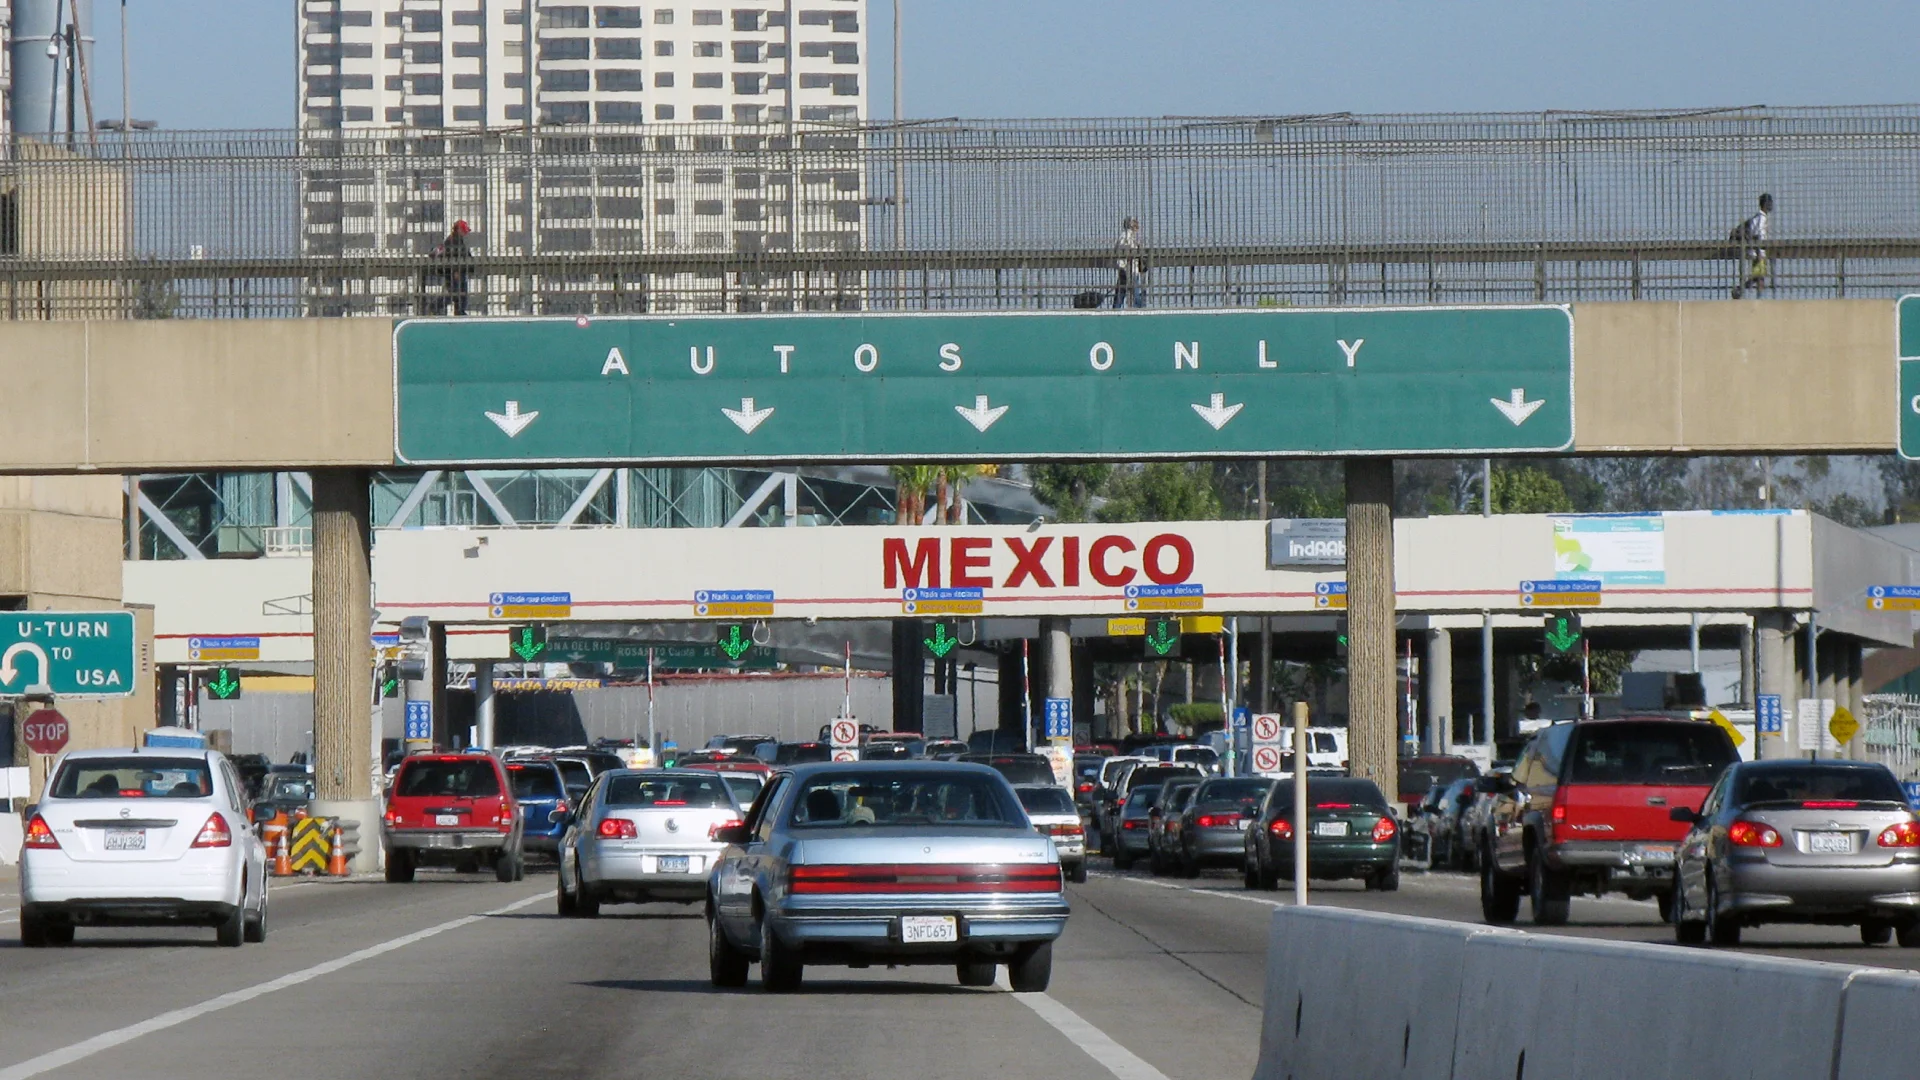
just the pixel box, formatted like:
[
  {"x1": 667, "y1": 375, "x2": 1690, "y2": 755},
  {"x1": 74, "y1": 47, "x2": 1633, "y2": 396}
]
[
  {"x1": 22, "y1": 708, "x2": 68, "y2": 755},
  {"x1": 1251, "y1": 744, "x2": 1284, "y2": 774}
]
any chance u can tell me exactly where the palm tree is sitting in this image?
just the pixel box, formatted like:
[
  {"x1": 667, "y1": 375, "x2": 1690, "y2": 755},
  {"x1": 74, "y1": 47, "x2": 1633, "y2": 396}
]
[{"x1": 889, "y1": 465, "x2": 940, "y2": 524}]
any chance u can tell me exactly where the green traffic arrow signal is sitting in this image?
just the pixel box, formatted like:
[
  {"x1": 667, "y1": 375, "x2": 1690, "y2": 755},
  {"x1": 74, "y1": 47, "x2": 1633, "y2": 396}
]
[
  {"x1": 923, "y1": 621, "x2": 958, "y2": 659},
  {"x1": 510, "y1": 626, "x2": 547, "y2": 662},
  {"x1": 381, "y1": 677, "x2": 399, "y2": 699},
  {"x1": 1143, "y1": 617, "x2": 1182, "y2": 658},
  {"x1": 1544, "y1": 612, "x2": 1583, "y2": 656},
  {"x1": 716, "y1": 624, "x2": 753, "y2": 662},
  {"x1": 207, "y1": 668, "x2": 241, "y2": 700}
]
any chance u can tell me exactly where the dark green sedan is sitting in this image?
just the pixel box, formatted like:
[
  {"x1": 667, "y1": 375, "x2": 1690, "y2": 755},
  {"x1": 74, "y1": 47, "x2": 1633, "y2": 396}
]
[{"x1": 1243, "y1": 777, "x2": 1400, "y2": 891}]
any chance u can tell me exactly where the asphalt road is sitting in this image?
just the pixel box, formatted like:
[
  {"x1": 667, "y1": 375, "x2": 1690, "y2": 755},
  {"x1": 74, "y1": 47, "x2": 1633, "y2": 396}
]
[{"x1": 0, "y1": 862, "x2": 1265, "y2": 1080}]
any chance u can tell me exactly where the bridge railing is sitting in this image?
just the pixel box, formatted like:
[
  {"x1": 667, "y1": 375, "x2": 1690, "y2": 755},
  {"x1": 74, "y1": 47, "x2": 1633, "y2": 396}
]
[{"x1": 3, "y1": 106, "x2": 1918, "y2": 319}]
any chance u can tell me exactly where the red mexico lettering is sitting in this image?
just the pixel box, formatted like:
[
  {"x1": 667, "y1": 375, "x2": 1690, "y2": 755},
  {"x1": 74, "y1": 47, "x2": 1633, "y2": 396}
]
[
  {"x1": 1060, "y1": 536, "x2": 1081, "y2": 587},
  {"x1": 1088, "y1": 535, "x2": 1136, "y2": 587},
  {"x1": 1142, "y1": 533, "x2": 1195, "y2": 584},
  {"x1": 882, "y1": 537, "x2": 941, "y2": 589},
  {"x1": 950, "y1": 537, "x2": 993, "y2": 588},
  {"x1": 1003, "y1": 536, "x2": 1055, "y2": 588}
]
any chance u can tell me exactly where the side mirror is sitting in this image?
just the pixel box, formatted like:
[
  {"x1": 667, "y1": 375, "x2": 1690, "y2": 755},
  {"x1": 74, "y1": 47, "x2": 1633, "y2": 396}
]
[
  {"x1": 548, "y1": 808, "x2": 571, "y2": 824},
  {"x1": 1668, "y1": 806, "x2": 1700, "y2": 825},
  {"x1": 250, "y1": 804, "x2": 273, "y2": 824},
  {"x1": 713, "y1": 823, "x2": 750, "y2": 845},
  {"x1": 1494, "y1": 775, "x2": 1519, "y2": 793},
  {"x1": 22, "y1": 802, "x2": 37, "y2": 821}
]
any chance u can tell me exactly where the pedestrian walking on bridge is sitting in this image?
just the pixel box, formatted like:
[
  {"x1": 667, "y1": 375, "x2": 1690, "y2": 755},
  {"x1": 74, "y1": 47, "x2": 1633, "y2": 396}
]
[
  {"x1": 433, "y1": 219, "x2": 474, "y2": 316},
  {"x1": 1112, "y1": 216, "x2": 1147, "y2": 308},
  {"x1": 1730, "y1": 193, "x2": 1771, "y2": 299}
]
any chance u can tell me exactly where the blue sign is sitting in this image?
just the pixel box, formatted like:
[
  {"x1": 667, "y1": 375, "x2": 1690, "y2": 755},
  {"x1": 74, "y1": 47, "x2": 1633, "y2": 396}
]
[
  {"x1": 1519, "y1": 579, "x2": 1603, "y2": 607},
  {"x1": 1125, "y1": 584, "x2": 1205, "y2": 599},
  {"x1": 1905, "y1": 781, "x2": 1920, "y2": 810},
  {"x1": 187, "y1": 635, "x2": 261, "y2": 660},
  {"x1": 1867, "y1": 585, "x2": 1920, "y2": 611},
  {"x1": 404, "y1": 699, "x2": 432, "y2": 741},
  {"x1": 1756, "y1": 693, "x2": 1784, "y2": 734},
  {"x1": 1232, "y1": 707, "x2": 1251, "y2": 731},
  {"x1": 1043, "y1": 697, "x2": 1072, "y2": 740}
]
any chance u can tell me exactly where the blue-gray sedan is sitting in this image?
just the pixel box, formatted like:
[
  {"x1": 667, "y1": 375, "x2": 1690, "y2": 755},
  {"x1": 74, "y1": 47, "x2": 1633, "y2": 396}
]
[{"x1": 708, "y1": 761, "x2": 1070, "y2": 993}]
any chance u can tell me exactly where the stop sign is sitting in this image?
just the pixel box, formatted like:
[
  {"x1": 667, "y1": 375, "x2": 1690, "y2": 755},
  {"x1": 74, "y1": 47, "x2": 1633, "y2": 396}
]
[{"x1": 22, "y1": 708, "x2": 68, "y2": 755}]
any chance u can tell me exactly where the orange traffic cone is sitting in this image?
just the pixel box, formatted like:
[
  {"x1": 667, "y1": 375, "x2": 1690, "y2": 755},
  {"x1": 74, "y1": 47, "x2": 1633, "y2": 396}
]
[
  {"x1": 273, "y1": 829, "x2": 293, "y2": 877},
  {"x1": 327, "y1": 822, "x2": 349, "y2": 877}
]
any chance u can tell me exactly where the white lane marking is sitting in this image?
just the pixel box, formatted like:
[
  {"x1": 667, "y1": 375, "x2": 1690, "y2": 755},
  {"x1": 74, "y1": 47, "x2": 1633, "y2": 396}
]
[
  {"x1": 997, "y1": 968, "x2": 1172, "y2": 1080},
  {"x1": 0, "y1": 891, "x2": 544, "y2": 1080}
]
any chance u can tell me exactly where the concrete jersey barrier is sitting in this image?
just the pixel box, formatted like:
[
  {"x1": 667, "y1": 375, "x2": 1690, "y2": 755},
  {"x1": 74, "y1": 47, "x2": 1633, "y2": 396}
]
[{"x1": 1254, "y1": 904, "x2": 1920, "y2": 1080}]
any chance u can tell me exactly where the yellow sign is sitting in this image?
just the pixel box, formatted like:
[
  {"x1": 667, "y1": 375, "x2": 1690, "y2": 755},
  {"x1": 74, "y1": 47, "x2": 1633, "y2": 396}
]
[
  {"x1": 1181, "y1": 615, "x2": 1225, "y2": 634},
  {"x1": 1108, "y1": 618, "x2": 1146, "y2": 637},
  {"x1": 288, "y1": 817, "x2": 332, "y2": 873},
  {"x1": 1708, "y1": 708, "x2": 1745, "y2": 748},
  {"x1": 1133, "y1": 595, "x2": 1203, "y2": 612},
  {"x1": 1829, "y1": 706, "x2": 1860, "y2": 745}
]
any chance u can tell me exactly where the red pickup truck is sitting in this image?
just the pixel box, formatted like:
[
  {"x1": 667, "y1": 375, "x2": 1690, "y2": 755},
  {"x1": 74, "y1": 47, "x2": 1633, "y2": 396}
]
[{"x1": 1481, "y1": 717, "x2": 1740, "y2": 925}]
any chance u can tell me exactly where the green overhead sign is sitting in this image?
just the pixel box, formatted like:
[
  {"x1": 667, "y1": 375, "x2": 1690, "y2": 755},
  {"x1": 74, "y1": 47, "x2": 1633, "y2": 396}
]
[
  {"x1": 394, "y1": 307, "x2": 1574, "y2": 464},
  {"x1": 1899, "y1": 296, "x2": 1920, "y2": 460},
  {"x1": 0, "y1": 612, "x2": 137, "y2": 697}
]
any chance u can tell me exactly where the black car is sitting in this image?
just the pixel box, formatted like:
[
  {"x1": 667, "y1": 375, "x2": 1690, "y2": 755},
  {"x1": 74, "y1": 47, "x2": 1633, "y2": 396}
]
[
  {"x1": 775, "y1": 742, "x2": 833, "y2": 765},
  {"x1": 960, "y1": 753, "x2": 1056, "y2": 787},
  {"x1": 1245, "y1": 777, "x2": 1400, "y2": 891},
  {"x1": 230, "y1": 754, "x2": 272, "y2": 800}
]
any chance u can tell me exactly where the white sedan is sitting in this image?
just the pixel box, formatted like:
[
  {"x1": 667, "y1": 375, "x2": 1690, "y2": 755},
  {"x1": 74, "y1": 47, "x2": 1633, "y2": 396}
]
[{"x1": 19, "y1": 747, "x2": 271, "y2": 947}]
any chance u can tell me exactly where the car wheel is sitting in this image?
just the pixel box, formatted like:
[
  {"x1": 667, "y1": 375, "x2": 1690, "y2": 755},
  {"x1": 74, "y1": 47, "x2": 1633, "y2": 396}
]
[
  {"x1": 1706, "y1": 873, "x2": 1741, "y2": 946},
  {"x1": 45, "y1": 922, "x2": 75, "y2": 946},
  {"x1": 1069, "y1": 862, "x2": 1088, "y2": 885},
  {"x1": 1007, "y1": 941, "x2": 1053, "y2": 993},
  {"x1": 1897, "y1": 920, "x2": 1920, "y2": 948},
  {"x1": 244, "y1": 883, "x2": 268, "y2": 944},
  {"x1": 759, "y1": 915, "x2": 803, "y2": 993},
  {"x1": 495, "y1": 850, "x2": 518, "y2": 883},
  {"x1": 1673, "y1": 880, "x2": 1706, "y2": 945},
  {"x1": 1529, "y1": 850, "x2": 1571, "y2": 926},
  {"x1": 1862, "y1": 919, "x2": 1894, "y2": 946},
  {"x1": 1258, "y1": 851, "x2": 1280, "y2": 892},
  {"x1": 1375, "y1": 863, "x2": 1400, "y2": 892},
  {"x1": 19, "y1": 911, "x2": 49, "y2": 948},
  {"x1": 384, "y1": 848, "x2": 415, "y2": 884},
  {"x1": 577, "y1": 879, "x2": 601, "y2": 918},
  {"x1": 1243, "y1": 853, "x2": 1259, "y2": 890},
  {"x1": 708, "y1": 912, "x2": 750, "y2": 988},
  {"x1": 1480, "y1": 847, "x2": 1521, "y2": 924},
  {"x1": 216, "y1": 903, "x2": 245, "y2": 948},
  {"x1": 557, "y1": 866, "x2": 578, "y2": 917},
  {"x1": 956, "y1": 961, "x2": 997, "y2": 987},
  {"x1": 1655, "y1": 890, "x2": 1674, "y2": 925}
]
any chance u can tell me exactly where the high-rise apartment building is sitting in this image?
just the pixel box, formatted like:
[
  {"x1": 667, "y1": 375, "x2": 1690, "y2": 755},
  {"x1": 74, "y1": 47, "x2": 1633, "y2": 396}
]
[{"x1": 297, "y1": 0, "x2": 870, "y2": 316}]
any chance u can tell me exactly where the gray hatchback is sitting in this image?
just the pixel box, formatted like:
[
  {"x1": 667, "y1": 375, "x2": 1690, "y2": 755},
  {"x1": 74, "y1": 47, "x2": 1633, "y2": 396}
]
[{"x1": 1672, "y1": 759, "x2": 1920, "y2": 946}]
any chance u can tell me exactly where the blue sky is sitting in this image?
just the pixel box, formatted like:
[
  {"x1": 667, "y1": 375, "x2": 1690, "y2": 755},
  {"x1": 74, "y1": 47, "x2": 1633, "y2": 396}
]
[{"x1": 95, "y1": 0, "x2": 1920, "y2": 130}]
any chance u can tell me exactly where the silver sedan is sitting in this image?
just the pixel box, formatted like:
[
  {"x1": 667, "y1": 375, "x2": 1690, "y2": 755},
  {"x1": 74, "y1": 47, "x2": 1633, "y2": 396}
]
[
  {"x1": 1673, "y1": 759, "x2": 1920, "y2": 946},
  {"x1": 556, "y1": 769, "x2": 744, "y2": 917}
]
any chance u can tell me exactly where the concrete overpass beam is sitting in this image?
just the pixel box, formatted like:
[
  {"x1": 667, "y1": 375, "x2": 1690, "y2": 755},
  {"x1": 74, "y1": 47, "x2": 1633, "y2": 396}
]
[
  {"x1": 309, "y1": 470, "x2": 378, "y2": 873},
  {"x1": 1424, "y1": 629, "x2": 1452, "y2": 755},
  {"x1": 1345, "y1": 459, "x2": 1397, "y2": 800}
]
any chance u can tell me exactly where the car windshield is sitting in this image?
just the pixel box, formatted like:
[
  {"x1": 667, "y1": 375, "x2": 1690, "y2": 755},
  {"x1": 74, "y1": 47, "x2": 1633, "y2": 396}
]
[
  {"x1": 508, "y1": 766, "x2": 563, "y2": 799},
  {"x1": 720, "y1": 773, "x2": 765, "y2": 805},
  {"x1": 1124, "y1": 785, "x2": 1162, "y2": 812},
  {"x1": 1017, "y1": 786, "x2": 1077, "y2": 815},
  {"x1": 265, "y1": 776, "x2": 314, "y2": 802},
  {"x1": 1195, "y1": 778, "x2": 1272, "y2": 811},
  {"x1": 1269, "y1": 778, "x2": 1389, "y2": 811},
  {"x1": 788, "y1": 772, "x2": 1017, "y2": 828},
  {"x1": 396, "y1": 760, "x2": 501, "y2": 798},
  {"x1": 1167, "y1": 785, "x2": 1198, "y2": 810},
  {"x1": 1564, "y1": 723, "x2": 1738, "y2": 785},
  {"x1": 962, "y1": 755, "x2": 1056, "y2": 786},
  {"x1": 1312, "y1": 732, "x2": 1340, "y2": 753},
  {"x1": 1128, "y1": 766, "x2": 1201, "y2": 791},
  {"x1": 51, "y1": 757, "x2": 213, "y2": 799},
  {"x1": 1733, "y1": 765, "x2": 1906, "y2": 806},
  {"x1": 604, "y1": 774, "x2": 732, "y2": 808},
  {"x1": 554, "y1": 759, "x2": 594, "y2": 789},
  {"x1": 1398, "y1": 759, "x2": 1478, "y2": 797}
]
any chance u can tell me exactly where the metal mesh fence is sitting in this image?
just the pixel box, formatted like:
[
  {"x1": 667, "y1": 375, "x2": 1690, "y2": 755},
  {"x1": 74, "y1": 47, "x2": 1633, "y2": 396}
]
[
  {"x1": 4, "y1": 105, "x2": 1919, "y2": 319},
  {"x1": 1864, "y1": 694, "x2": 1920, "y2": 781}
]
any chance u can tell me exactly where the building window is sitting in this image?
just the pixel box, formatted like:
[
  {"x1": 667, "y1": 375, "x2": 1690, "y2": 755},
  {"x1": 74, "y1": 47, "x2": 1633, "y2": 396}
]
[
  {"x1": 799, "y1": 41, "x2": 859, "y2": 64},
  {"x1": 800, "y1": 73, "x2": 859, "y2": 96},
  {"x1": 732, "y1": 41, "x2": 763, "y2": 63},
  {"x1": 692, "y1": 10, "x2": 723, "y2": 26},
  {"x1": 596, "y1": 6, "x2": 644, "y2": 28},
  {"x1": 453, "y1": 10, "x2": 483, "y2": 26},
  {"x1": 505, "y1": 40, "x2": 524, "y2": 57},
  {"x1": 541, "y1": 38, "x2": 590, "y2": 60},
  {"x1": 387, "y1": 42, "x2": 445, "y2": 63},
  {"x1": 653, "y1": 8, "x2": 674, "y2": 24},
  {"x1": 732, "y1": 104, "x2": 763, "y2": 124},
  {"x1": 732, "y1": 73, "x2": 763, "y2": 95},
  {"x1": 693, "y1": 72, "x2": 723, "y2": 88},
  {"x1": 307, "y1": 75, "x2": 342, "y2": 97},
  {"x1": 542, "y1": 70, "x2": 590, "y2": 92},
  {"x1": 597, "y1": 69, "x2": 647, "y2": 92},
  {"x1": 386, "y1": 11, "x2": 442, "y2": 31},
  {"x1": 693, "y1": 105, "x2": 723, "y2": 120},
  {"x1": 732, "y1": 9, "x2": 764, "y2": 31},
  {"x1": 453, "y1": 105, "x2": 486, "y2": 122},
  {"x1": 654, "y1": 71, "x2": 675, "y2": 87},
  {"x1": 542, "y1": 102, "x2": 591, "y2": 124},
  {"x1": 453, "y1": 74, "x2": 486, "y2": 90},
  {"x1": 654, "y1": 104, "x2": 675, "y2": 120},
  {"x1": 540, "y1": 7, "x2": 589, "y2": 29},
  {"x1": 598, "y1": 38, "x2": 645, "y2": 59},
  {"x1": 453, "y1": 42, "x2": 485, "y2": 58},
  {"x1": 411, "y1": 74, "x2": 444, "y2": 95},
  {"x1": 798, "y1": 10, "x2": 858, "y2": 32},
  {"x1": 344, "y1": 106, "x2": 373, "y2": 122},
  {"x1": 694, "y1": 41, "x2": 722, "y2": 57},
  {"x1": 656, "y1": 40, "x2": 675, "y2": 56},
  {"x1": 694, "y1": 200, "x2": 724, "y2": 216}
]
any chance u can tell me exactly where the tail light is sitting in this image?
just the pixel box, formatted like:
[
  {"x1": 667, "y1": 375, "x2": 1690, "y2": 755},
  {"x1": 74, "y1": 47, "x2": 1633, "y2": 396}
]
[
  {"x1": 1805, "y1": 801, "x2": 1860, "y2": 809},
  {"x1": 1729, "y1": 820, "x2": 1782, "y2": 848},
  {"x1": 23, "y1": 814, "x2": 59, "y2": 850},
  {"x1": 1372, "y1": 817, "x2": 1398, "y2": 843},
  {"x1": 1314, "y1": 803, "x2": 1352, "y2": 809},
  {"x1": 1269, "y1": 818, "x2": 1294, "y2": 840},
  {"x1": 1077, "y1": 782, "x2": 1094, "y2": 794},
  {"x1": 556, "y1": 801, "x2": 570, "y2": 816},
  {"x1": 789, "y1": 863, "x2": 1061, "y2": 895},
  {"x1": 191, "y1": 813, "x2": 233, "y2": 849},
  {"x1": 1550, "y1": 788, "x2": 1568, "y2": 825},
  {"x1": 1122, "y1": 819, "x2": 1142, "y2": 831},
  {"x1": 708, "y1": 817, "x2": 744, "y2": 841},
  {"x1": 494, "y1": 799, "x2": 514, "y2": 832},
  {"x1": 1877, "y1": 820, "x2": 1920, "y2": 848},
  {"x1": 383, "y1": 806, "x2": 403, "y2": 827},
  {"x1": 1044, "y1": 823, "x2": 1084, "y2": 838},
  {"x1": 1196, "y1": 813, "x2": 1241, "y2": 828},
  {"x1": 598, "y1": 818, "x2": 638, "y2": 839}
]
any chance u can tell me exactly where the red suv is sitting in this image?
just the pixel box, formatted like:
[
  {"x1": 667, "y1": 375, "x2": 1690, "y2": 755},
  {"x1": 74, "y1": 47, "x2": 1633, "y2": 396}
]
[
  {"x1": 1481, "y1": 718, "x2": 1739, "y2": 925},
  {"x1": 382, "y1": 754, "x2": 524, "y2": 883}
]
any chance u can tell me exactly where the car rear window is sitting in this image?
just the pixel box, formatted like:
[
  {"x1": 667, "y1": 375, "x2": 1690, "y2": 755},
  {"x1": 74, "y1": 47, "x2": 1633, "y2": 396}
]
[
  {"x1": 1196, "y1": 778, "x2": 1273, "y2": 811},
  {"x1": 603, "y1": 774, "x2": 731, "y2": 808},
  {"x1": 775, "y1": 743, "x2": 832, "y2": 764},
  {"x1": 720, "y1": 773, "x2": 765, "y2": 805},
  {"x1": 1017, "y1": 786, "x2": 1077, "y2": 815},
  {"x1": 508, "y1": 766, "x2": 563, "y2": 799},
  {"x1": 1734, "y1": 765, "x2": 1906, "y2": 806},
  {"x1": 1398, "y1": 759, "x2": 1479, "y2": 797},
  {"x1": 790, "y1": 772, "x2": 1017, "y2": 827},
  {"x1": 396, "y1": 760, "x2": 501, "y2": 798},
  {"x1": 1270, "y1": 778, "x2": 1389, "y2": 811},
  {"x1": 266, "y1": 776, "x2": 314, "y2": 802},
  {"x1": 1564, "y1": 723, "x2": 1737, "y2": 786},
  {"x1": 1129, "y1": 766, "x2": 1202, "y2": 791},
  {"x1": 961, "y1": 755, "x2": 1056, "y2": 786},
  {"x1": 51, "y1": 757, "x2": 213, "y2": 799},
  {"x1": 1124, "y1": 785, "x2": 1162, "y2": 811}
]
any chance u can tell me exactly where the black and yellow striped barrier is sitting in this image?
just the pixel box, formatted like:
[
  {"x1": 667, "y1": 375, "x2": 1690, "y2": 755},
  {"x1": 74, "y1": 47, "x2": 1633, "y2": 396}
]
[{"x1": 288, "y1": 817, "x2": 333, "y2": 874}]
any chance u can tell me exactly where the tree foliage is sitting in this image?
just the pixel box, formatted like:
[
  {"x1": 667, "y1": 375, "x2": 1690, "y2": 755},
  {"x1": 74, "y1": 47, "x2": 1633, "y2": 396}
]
[{"x1": 1096, "y1": 463, "x2": 1223, "y2": 523}]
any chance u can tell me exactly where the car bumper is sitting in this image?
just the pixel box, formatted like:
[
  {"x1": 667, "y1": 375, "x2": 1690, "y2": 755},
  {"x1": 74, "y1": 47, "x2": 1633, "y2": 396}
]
[
  {"x1": 582, "y1": 847, "x2": 721, "y2": 898},
  {"x1": 1189, "y1": 829, "x2": 1248, "y2": 862},
  {"x1": 21, "y1": 850, "x2": 243, "y2": 911},
  {"x1": 1118, "y1": 827, "x2": 1152, "y2": 854},
  {"x1": 1549, "y1": 841, "x2": 1679, "y2": 883},
  {"x1": 384, "y1": 828, "x2": 511, "y2": 854},
  {"x1": 1271, "y1": 839, "x2": 1397, "y2": 875},
  {"x1": 770, "y1": 896, "x2": 1070, "y2": 953},
  {"x1": 1724, "y1": 859, "x2": 1920, "y2": 917}
]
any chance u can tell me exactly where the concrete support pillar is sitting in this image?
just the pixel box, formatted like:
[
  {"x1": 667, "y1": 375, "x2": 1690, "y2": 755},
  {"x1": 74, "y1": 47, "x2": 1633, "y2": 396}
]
[
  {"x1": 1040, "y1": 616, "x2": 1073, "y2": 743},
  {"x1": 1755, "y1": 612, "x2": 1795, "y2": 760},
  {"x1": 474, "y1": 662, "x2": 495, "y2": 750},
  {"x1": 1738, "y1": 620, "x2": 1755, "y2": 707},
  {"x1": 996, "y1": 643, "x2": 1026, "y2": 748},
  {"x1": 1480, "y1": 613, "x2": 1494, "y2": 749},
  {"x1": 1345, "y1": 458, "x2": 1397, "y2": 799},
  {"x1": 890, "y1": 619, "x2": 925, "y2": 733},
  {"x1": 1424, "y1": 628, "x2": 1452, "y2": 755},
  {"x1": 1844, "y1": 639, "x2": 1865, "y2": 760},
  {"x1": 309, "y1": 470, "x2": 378, "y2": 873},
  {"x1": 1818, "y1": 634, "x2": 1839, "y2": 759}
]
